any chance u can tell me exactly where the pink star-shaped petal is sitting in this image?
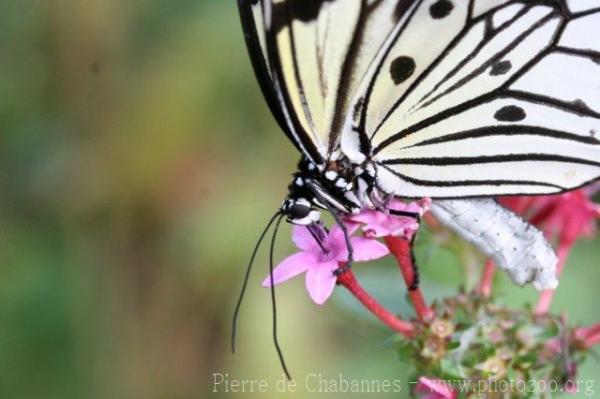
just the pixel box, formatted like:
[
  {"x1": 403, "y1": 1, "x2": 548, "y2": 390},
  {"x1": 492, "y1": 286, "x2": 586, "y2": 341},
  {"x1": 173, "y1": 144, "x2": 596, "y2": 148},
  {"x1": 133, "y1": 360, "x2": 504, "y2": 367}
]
[
  {"x1": 348, "y1": 198, "x2": 430, "y2": 238},
  {"x1": 414, "y1": 377, "x2": 457, "y2": 399},
  {"x1": 263, "y1": 223, "x2": 389, "y2": 305}
]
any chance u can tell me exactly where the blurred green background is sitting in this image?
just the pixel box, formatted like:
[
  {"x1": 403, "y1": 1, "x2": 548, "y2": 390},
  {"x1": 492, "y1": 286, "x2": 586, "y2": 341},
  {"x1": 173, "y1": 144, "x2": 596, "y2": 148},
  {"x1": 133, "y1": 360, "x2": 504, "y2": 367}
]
[{"x1": 1, "y1": 1, "x2": 599, "y2": 398}]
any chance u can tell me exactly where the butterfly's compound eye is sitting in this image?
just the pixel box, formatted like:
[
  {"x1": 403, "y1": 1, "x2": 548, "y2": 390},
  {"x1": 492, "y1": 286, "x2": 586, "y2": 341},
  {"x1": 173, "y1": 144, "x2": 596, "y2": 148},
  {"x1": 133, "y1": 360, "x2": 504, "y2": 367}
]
[
  {"x1": 288, "y1": 203, "x2": 311, "y2": 220},
  {"x1": 283, "y1": 198, "x2": 320, "y2": 225}
]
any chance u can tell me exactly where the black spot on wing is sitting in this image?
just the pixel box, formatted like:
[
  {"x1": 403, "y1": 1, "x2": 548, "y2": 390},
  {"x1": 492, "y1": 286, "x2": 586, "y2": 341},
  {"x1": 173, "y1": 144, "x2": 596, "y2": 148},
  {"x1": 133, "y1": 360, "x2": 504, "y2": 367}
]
[
  {"x1": 270, "y1": 0, "x2": 338, "y2": 33},
  {"x1": 288, "y1": 0, "x2": 337, "y2": 22},
  {"x1": 394, "y1": 1, "x2": 413, "y2": 22},
  {"x1": 390, "y1": 56, "x2": 416, "y2": 85},
  {"x1": 430, "y1": 0, "x2": 454, "y2": 19},
  {"x1": 494, "y1": 105, "x2": 526, "y2": 122},
  {"x1": 490, "y1": 60, "x2": 512, "y2": 76}
]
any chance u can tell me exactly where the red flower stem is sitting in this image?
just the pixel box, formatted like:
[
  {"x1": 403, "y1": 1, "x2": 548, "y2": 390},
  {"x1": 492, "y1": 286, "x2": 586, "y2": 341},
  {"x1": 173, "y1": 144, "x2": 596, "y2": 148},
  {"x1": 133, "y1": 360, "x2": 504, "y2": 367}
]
[
  {"x1": 529, "y1": 202, "x2": 557, "y2": 225},
  {"x1": 423, "y1": 213, "x2": 442, "y2": 230},
  {"x1": 337, "y1": 267, "x2": 415, "y2": 338},
  {"x1": 384, "y1": 236, "x2": 435, "y2": 322},
  {"x1": 534, "y1": 243, "x2": 571, "y2": 315},
  {"x1": 478, "y1": 259, "x2": 495, "y2": 297}
]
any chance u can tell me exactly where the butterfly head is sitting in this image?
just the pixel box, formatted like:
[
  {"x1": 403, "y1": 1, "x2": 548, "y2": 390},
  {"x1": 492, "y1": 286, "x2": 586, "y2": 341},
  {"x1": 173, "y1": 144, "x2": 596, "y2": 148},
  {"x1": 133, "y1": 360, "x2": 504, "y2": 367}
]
[{"x1": 281, "y1": 197, "x2": 321, "y2": 225}]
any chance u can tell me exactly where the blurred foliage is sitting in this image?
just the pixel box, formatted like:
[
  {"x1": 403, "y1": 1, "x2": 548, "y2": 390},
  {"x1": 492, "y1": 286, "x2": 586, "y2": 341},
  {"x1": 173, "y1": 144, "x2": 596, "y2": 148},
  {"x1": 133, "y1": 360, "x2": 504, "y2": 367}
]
[{"x1": 0, "y1": 1, "x2": 599, "y2": 398}]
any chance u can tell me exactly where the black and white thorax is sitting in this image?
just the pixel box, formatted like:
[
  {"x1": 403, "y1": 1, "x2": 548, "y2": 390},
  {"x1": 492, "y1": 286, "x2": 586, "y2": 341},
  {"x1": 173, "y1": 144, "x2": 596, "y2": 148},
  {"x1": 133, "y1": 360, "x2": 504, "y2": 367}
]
[{"x1": 282, "y1": 154, "x2": 390, "y2": 225}]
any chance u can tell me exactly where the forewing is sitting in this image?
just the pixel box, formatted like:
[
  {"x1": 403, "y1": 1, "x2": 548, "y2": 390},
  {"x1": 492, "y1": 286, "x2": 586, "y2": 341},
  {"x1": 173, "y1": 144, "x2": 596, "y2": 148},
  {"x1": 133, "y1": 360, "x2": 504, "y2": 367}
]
[
  {"x1": 238, "y1": 1, "x2": 307, "y2": 155},
  {"x1": 239, "y1": 0, "x2": 410, "y2": 162},
  {"x1": 342, "y1": 0, "x2": 600, "y2": 198}
]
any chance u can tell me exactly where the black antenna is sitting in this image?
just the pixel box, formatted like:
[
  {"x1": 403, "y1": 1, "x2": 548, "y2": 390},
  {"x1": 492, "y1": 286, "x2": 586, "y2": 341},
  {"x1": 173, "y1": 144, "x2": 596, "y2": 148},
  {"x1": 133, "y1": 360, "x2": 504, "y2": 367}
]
[
  {"x1": 231, "y1": 211, "x2": 281, "y2": 354},
  {"x1": 268, "y1": 213, "x2": 292, "y2": 380}
]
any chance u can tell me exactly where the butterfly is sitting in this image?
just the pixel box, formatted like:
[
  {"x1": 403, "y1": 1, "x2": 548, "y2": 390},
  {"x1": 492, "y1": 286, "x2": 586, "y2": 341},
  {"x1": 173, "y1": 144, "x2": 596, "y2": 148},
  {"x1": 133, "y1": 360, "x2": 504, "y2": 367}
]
[
  {"x1": 234, "y1": 0, "x2": 600, "y2": 376},
  {"x1": 239, "y1": 0, "x2": 600, "y2": 230}
]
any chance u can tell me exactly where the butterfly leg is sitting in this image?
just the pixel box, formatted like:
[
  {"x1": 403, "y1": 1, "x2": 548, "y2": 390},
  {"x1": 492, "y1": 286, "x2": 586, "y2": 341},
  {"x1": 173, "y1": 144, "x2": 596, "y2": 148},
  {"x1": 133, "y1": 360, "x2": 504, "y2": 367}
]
[
  {"x1": 369, "y1": 191, "x2": 388, "y2": 211},
  {"x1": 305, "y1": 180, "x2": 354, "y2": 276},
  {"x1": 406, "y1": 234, "x2": 420, "y2": 291},
  {"x1": 389, "y1": 208, "x2": 422, "y2": 223},
  {"x1": 331, "y1": 214, "x2": 353, "y2": 277},
  {"x1": 388, "y1": 208, "x2": 421, "y2": 291}
]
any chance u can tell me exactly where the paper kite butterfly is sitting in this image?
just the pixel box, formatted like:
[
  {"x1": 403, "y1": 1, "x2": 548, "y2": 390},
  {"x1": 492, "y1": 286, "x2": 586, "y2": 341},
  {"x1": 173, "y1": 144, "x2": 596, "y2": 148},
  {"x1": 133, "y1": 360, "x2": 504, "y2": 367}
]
[
  {"x1": 238, "y1": 0, "x2": 600, "y2": 235},
  {"x1": 233, "y1": 0, "x2": 600, "y2": 377}
]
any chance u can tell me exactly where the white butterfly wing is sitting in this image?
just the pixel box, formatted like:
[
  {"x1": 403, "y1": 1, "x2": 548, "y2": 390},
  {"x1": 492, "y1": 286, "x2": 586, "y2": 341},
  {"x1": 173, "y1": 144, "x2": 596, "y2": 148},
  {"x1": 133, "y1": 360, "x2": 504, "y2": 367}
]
[
  {"x1": 238, "y1": 0, "x2": 313, "y2": 158},
  {"x1": 342, "y1": 0, "x2": 600, "y2": 198},
  {"x1": 239, "y1": 0, "x2": 406, "y2": 163}
]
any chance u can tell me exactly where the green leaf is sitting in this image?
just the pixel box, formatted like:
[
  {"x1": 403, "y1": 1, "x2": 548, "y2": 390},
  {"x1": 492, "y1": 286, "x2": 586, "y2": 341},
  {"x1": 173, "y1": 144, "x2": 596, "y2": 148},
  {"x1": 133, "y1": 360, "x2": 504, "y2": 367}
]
[
  {"x1": 440, "y1": 357, "x2": 467, "y2": 380},
  {"x1": 536, "y1": 323, "x2": 560, "y2": 341},
  {"x1": 447, "y1": 340, "x2": 461, "y2": 350},
  {"x1": 396, "y1": 341, "x2": 416, "y2": 361}
]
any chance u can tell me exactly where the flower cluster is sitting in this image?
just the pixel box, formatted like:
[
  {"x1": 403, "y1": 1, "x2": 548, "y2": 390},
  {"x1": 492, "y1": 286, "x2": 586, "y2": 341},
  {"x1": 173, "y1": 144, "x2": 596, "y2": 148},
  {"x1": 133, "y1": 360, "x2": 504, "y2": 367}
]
[
  {"x1": 263, "y1": 198, "x2": 430, "y2": 305},
  {"x1": 262, "y1": 190, "x2": 600, "y2": 398},
  {"x1": 402, "y1": 294, "x2": 586, "y2": 399}
]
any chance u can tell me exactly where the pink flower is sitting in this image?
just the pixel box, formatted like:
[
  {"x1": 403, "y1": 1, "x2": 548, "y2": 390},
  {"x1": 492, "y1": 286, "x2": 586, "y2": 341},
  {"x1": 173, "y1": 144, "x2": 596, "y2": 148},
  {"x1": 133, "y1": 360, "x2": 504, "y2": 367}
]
[
  {"x1": 545, "y1": 337, "x2": 562, "y2": 355},
  {"x1": 502, "y1": 190, "x2": 600, "y2": 314},
  {"x1": 574, "y1": 323, "x2": 600, "y2": 349},
  {"x1": 500, "y1": 190, "x2": 599, "y2": 248},
  {"x1": 414, "y1": 377, "x2": 457, "y2": 399},
  {"x1": 262, "y1": 223, "x2": 389, "y2": 305},
  {"x1": 347, "y1": 198, "x2": 431, "y2": 238}
]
